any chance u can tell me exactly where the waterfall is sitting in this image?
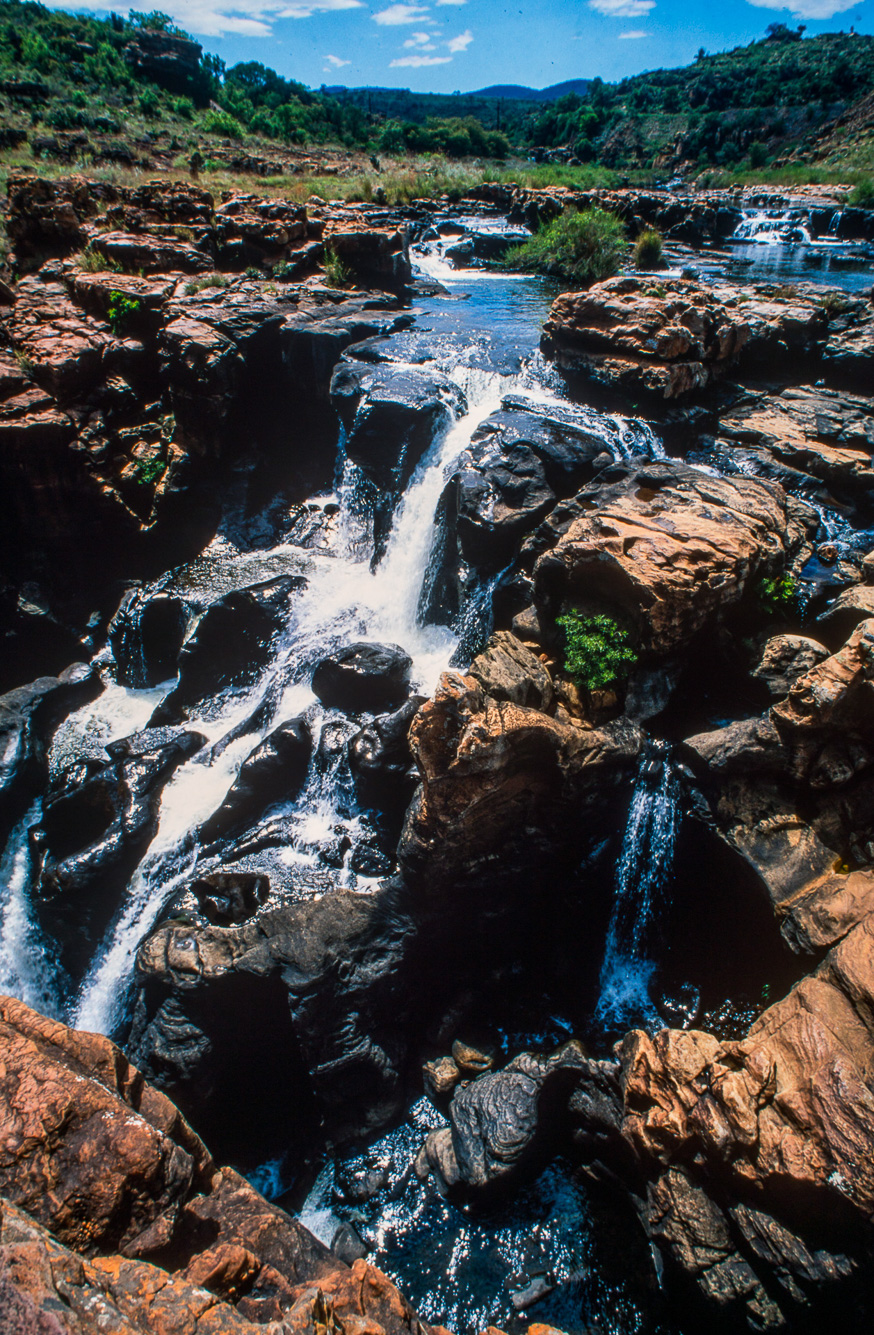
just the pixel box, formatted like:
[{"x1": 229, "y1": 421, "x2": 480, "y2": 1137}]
[
  {"x1": 595, "y1": 742, "x2": 681, "y2": 1033},
  {"x1": 732, "y1": 208, "x2": 812, "y2": 246},
  {"x1": 0, "y1": 803, "x2": 60, "y2": 1015}
]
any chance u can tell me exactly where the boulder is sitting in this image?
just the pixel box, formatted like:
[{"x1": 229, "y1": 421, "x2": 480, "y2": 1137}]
[
  {"x1": 751, "y1": 634, "x2": 830, "y2": 700},
  {"x1": 468, "y1": 631, "x2": 554, "y2": 711},
  {"x1": 531, "y1": 459, "x2": 787, "y2": 655},
  {"x1": 541, "y1": 276, "x2": 828, "y2": 399},
  {"x1": 123, "y1": 29, "x2": 203, "y2": 92},
  {"x1": 312, "y1": 643, "x2": 413, "y2": 715},
  {"x1": 330, "y1": 362, "x2": 466, "y2": 493},
  {"x1": 199, "y1": 717, "x2": 311, "y2": 843}
]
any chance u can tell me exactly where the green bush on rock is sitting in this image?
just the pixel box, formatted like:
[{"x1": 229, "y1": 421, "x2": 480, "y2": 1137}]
[
  {"x1": 506, "y1": 207, "x2": 627, "y2": 287},
  {"x1": 634, "y1": 228, "x2": 663, "y2": 269},
  {"x1": 557, "y1": 610, "x2": 638, "y2": 691}
]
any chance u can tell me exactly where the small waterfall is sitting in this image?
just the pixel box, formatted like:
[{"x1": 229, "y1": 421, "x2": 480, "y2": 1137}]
[
  {"x1": 828, "y1": 209, "x2": 844, "y2": 237},
  {"x1": 0, "y1": 802, "x2": 60, "y2": 1015},
  {"x1": 595, "y1": 743, "x2": 681, "y2": 1033},
  {"x1": 732, "y1": 208, "x2": 812, "y2": 246}
]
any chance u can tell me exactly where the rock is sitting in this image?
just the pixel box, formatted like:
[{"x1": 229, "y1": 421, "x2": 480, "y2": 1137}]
[
  {"x1": 312, "y1": 643, "x2": 413, "y2": 715},
  {"x1": 189, "y1": 871, "x2": 270, "y2": 926},
  {"x1": 90, "y1": 231, "x2": 213, "y2": 276},
  {"x1": 123, "y1": 29, "x2": 203, "y2": 92},
  {"x1": 32, "y1": 726, "x2": 206, "y2": 971},
  {"x1": 451, "y1": 1039, "x2": 493, "y2": 1074},
  {"x1": 330, "y1": 1222, "x2": 368, "y2": 1266},
  {"x1": 215, "y1": 195, "x2": 309, "y2": 269},
  {"x1": 423, "y1": 1056, "x2": 461, "y2": 1100},
  {"x1": 151, "y1": 578, "x2": 300, "y2": 724},
  {"x1": 817, "y1": 584, "x2": 874, "y2": 644},
  {"x1": 7, "y1": 278, "x2": 117, "y2": 400},
  {"x1": 468, "y1": 632, "x2": 554, "y2": 712},
  {"x1": 200, "y1": 718, "x2": 311, "y2": 844},
  {"x1": 0, "y1": 995, "x2": 436, "y2": 1335},
  {"x1": 423, "y1": 1043, "x2": 587, "y2": 1193},
  {"x1": 541, "y1": 276, "x2": 828, "y2": 399},
  {"x1": 322, "y1": 210, "x2": 412, "y2": 286},
  {"x1": 0, "y1": 664, "x2": 97, "y2": 845},
  {"x1": 108, "y1": 589, "x2": 190, "y2": 689},
  {"x1": 330, "y1": 362, "x2": 466, "y2": 493},
  {"x1": 531, "y1": 459, "x2": 787, "y2": 655},
  {"x1": 751, "y1": 634, "x2": 830, "y2": 699},
  {"x1": 6, "y1": 173, "x2": 104, "y2": 261}
]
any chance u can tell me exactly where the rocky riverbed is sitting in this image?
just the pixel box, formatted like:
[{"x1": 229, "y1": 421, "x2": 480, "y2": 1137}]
[{"x1": 1, "y1": 172, "x2": 873, "y2": 1335}]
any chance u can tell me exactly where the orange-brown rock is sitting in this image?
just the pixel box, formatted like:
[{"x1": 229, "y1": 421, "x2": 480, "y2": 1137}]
[
  {"x1": 532, "y1": 460, "x2": 787, "y2": 655},
  {"x1": 7, "y1": 278, "x2": 118, "y2": 401},
  {"x1": 541, "y1": 276, "x2": 828, "y2": 398}
]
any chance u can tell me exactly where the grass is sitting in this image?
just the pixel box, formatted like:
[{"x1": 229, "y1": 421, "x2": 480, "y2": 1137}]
[
  {"x1": 634, "y1": 228, "x2": 663, "y2": 269},
  {"x1": 323, "y1": 245, "x2": 352, "y2": 288},
  {"x1": 78, "y1": 245, "x2": 122, "y2": 274},
  {"x1": 183, "y1": 273, "x2": 230, "y2": 295},
  {"x1": 506, "y1": 207, "x2": 627, "y2": 287}
]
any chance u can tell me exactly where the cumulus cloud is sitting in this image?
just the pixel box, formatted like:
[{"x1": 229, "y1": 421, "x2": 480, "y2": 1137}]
[
  {"x1": 45, "y1": 0, "x2": 363, "y2": 37},
  {"x1": 436, "y1": 0, "x2": 467, "y2": 5},
  {"x1": 390, "y1": 52, "x2": 452, "y2": 64},
  {"x1": 373, "y1": 3, "x2": 433, "y2": 23},
  {"x1": 619, "y1": 27, "x2": 649, "y2": 36},
  {"x1": 404, "y1": 30, "x2": 437, "y2": 47},
  {"x1": 323, "y1": 52, "x2": 351, "y2": 65},
  {"x1": 744, "y1": 0, "x2": 856, "y2": 17},
  {"x1": 446, "y1": 28, "x2": 473, "y2": 50},
  {"x1": 588, "y1": 0, "x2": 655, "y2": 16}
]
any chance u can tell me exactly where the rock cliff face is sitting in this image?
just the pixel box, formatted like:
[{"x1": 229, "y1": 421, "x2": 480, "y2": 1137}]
[{"x1": 0, "y1": 993, "x2": 438, "y2": 1335}]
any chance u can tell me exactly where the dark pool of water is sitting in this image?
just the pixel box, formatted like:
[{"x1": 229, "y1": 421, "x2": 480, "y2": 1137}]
[{"x1": 724, "y1": 240, "x2": 873, "y2": 293}]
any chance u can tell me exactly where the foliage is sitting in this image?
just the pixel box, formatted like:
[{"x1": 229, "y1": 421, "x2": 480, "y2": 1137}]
[
  {"x1": 634, "y1": 228, "x2": 663, "y2": 268},
  {"x1": 557, "y1": 610, "x2": 638, "y2": 692},
  {"x1": 756, "y1": 574, "x2": 799, "y2": 616},
  {"x1": 506, "y1": 207, "x2": 627, "y2": 286},
  {"x1": 78, "y1": 246, "x2": 122, "y2": 273},
  {"x1": 199, "y1": 109, "x2": 245, "y2": 141},
  {"x1": 137, "y1": 87, "x2": 161, "y2": 118},
  {"x1": 107, "y1": 291, "x2": 144, "y2": 334},
  {"x1": 183, "y1": 273, "x2": 229, "y2": 294},
  {"x1": 847, "y1": 177, "x2": 874, "y2": 207},
  {"x1": 133, "y1": 455, "x2": 166, "y2": 486},
  {"x1": 818, "y1": 290, "x2": 851, "y2": 315},
  {"x1": 323, "y1": 246, "x2": 352, "y2": 288},
  {"x1": 378, "y1": 115, "x2": 509, "y2": 159}
]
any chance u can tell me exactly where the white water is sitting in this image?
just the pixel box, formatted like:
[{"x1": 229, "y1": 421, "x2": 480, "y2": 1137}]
[
  {"x1": 0, "y1": 802, "x2": 59, "y2": 1015},
  {"x1": 595, "y1": 743, "x2": 681, "y2": 1032}
]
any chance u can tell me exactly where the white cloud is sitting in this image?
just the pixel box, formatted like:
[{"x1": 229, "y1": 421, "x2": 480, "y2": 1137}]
[
  {"x1": 390, "y1": 52, "x2": 452, "y2": 64},
  {"x1": 619, "y1": 27, "x2": 649, "y2": 36},
  {"x1": 324, "y1": 52, "x2": 351, "y2": 65},
  {"x1": 744, "y1": 0, "x2": 856, "y2": 17},
  {"x1": 446, "y1": 27, "x2": 473, "y2": 50},
  {"x1": 373, "y1": 3, "x2": 433, "y2": 23},
  {"x1": 588, "y1": 0, "x2": 655, "y2": 15},
  {"x1": 403, "y1": 30, "x2": 437, "y2": 46},
  {"x1": 436, "y1": 0, "x2": 467, "y2": 5},
  {"x1": 46, "y1": 0, "x2": 363, "y2": 36}
]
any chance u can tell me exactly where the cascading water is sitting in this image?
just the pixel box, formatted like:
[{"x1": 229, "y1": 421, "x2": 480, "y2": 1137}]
[
  {"x1": 0, "y1": 802, "x2": 59, "y2": 1016},
  {"x1": 595, "y1": 742, "x2": 682, "y2": 1034}
]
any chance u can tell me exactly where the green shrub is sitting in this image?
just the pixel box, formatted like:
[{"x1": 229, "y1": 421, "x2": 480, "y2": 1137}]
[
  {"x1": 557, "y1": 610, "x2": 638, "y2": 692},
  {"x1": 199, "y1": 109, "x2": 245, "y2": 141},
  {"x1": 107, "y1": 292, "x2": 144, "y2": 335},
  {"x1": 847, "y1": 178, "x2": 874, "y2": 208},
  {"x1": 134, "y1": 456, "x2": 167, "y2": 487},
  {"x1": 137, "y1": 87, "x2": 161, "y2": 118},
  {"x1": 172, "y1": 96, "x2": 194, "y2": 120},
  {"x1": 818, "y1": 290, "x2": 851, "y2": 315},
  {"x1": 756, "y1": 574, "x2": 799, "y2": 616},
  {"x1": 323, "y1": 246, "x2": 352, "y2": 288},
  {"x1": 634, "y1": 228, "x2": 663, "y2": 269},
  {"x1": 183, "y1": 273, "x2": 229, "y2": 294},
  {"x1": 506, "y1": 208, "x2": 627, "y2": 287}
]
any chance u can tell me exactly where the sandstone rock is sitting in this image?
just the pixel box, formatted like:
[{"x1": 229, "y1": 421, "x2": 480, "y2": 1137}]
[
  {"x1": 817, "y1": 584, "x2": 874, "y2": 643},
  {"x1": 468, "y1": 631, "x2": 554, "y2": 712},
  {"x1": 89, "y1": 230, "x2": 213, "y2": 275},
  {"x1": 541, "y1": 276, "x2": 827, "y2": 399},
  {"x1": 123, "y1": 29, "x2": 203, "y2": 92},
  {"x1": 752, "y1": 634, "x2": 830, "y2": 699},
  {"x1": 6, "y1": 173, "x2": 105, "y2": 261},
  {"x1": 7, "y1": 278, "x2": 117, "y2": 400},
  {"x1": 423, "y1": 1055, "x2": 461, "y2": 1100},
  {"x1": 531, "y1": 460, "x2": 786, "y2": 655}
]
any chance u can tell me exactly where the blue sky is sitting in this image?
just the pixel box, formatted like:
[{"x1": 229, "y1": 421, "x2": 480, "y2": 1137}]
[{"x1": 48, "y1": 0, "x2": 874, "y2": 92}]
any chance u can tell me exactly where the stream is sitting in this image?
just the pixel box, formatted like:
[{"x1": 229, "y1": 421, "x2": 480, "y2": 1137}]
[{"x1": 0, "y1": 207, "x2": 871, "y2": 1335}]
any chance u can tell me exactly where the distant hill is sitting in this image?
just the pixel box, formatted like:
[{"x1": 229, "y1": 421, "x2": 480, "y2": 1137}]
[{"x1": 470, "y1": 80, "x2": 590, "y2": 101}]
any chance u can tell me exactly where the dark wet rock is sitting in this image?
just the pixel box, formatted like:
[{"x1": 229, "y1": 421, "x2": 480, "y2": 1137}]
[
  {"x1": 151, "y1": 577, "x2": 300, "y2": 724},
  {"x1": 330, "y1": 362, "x2": 466, "y2": 493},
  {"x1": 200, "y1": 717, "x2": 311, "y2": 843},
  {"x1": 751, "y1": 633, "x2": 831, "y2": 700},
  {"x1": 312, "y1": 643, "x2": 412, "y2": 715},
  {"x1": 331, "y1": 1221, "x2": 368, "y2": 1266},
  {"x1": 0, "y1": 663, "x2": 97, "y2": 845},
  {"x1": 190, "y1": 871, "x2": 269, "y2": 926},
  {"x1": 32, "y1": 726, "x2": 205, "y2": 971},
  {"x1": 349, "y1": 696, "x2": 423, "y2": 780},
  {"x1": 109, "y1": 589, "x2": 190, "y2": 689},
  {"x1": 468, "y1": 631, "x2": 554, "y2": 712},
  {"x1": 422, "y1": 1043, "x2": 587, "y2": 1192},
  {"x1": 436, "y1": 397, "x2": 610, "y2": 580}
]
